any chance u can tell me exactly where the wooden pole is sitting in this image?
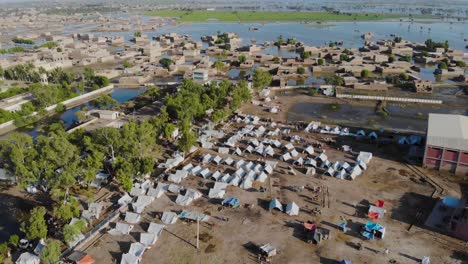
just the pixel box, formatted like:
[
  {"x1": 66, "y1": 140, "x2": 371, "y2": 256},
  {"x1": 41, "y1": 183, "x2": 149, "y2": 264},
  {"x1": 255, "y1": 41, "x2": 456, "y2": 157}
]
[{"x1": 196, "y1": 217, "x2": 200, "y2": 250}]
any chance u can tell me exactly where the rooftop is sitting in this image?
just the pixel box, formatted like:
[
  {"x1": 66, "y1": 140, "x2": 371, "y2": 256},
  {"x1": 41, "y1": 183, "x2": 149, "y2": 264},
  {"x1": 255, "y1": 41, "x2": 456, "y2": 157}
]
[{"x1": 427, "y1": 114, "x2": 468, "y2": 151}]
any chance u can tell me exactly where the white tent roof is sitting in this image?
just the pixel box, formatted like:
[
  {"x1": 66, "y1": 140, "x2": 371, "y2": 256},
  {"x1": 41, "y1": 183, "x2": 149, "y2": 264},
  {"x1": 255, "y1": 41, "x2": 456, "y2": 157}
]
[
  {"x1": 16, "y1": 252, "x2": 40, "y2": 264},
  {"x1": 118, "y1": 193, "x2": 133, "y2": 206},
  {"x1": 209, "y1": 182, "x2": 228, "y2": 199},
  {"x1": 229, "y1": 175, "x2": 242, "y2": 186},
  {"x1": 284, "y1": 143, "x2": 294, "y2": 150},
  {"x1": 218, "y1": 147, "x2": 230, "y2": 154},
  {"x1": 240, "y1": 177, "x2": 253, "y2": 189},
  {"x1": 109, "y1": 222, "x2": 133, "y2": 235},
  {"x1": 263, "y1": 146, "x2": 275, "y2": 156},
  {"x1": 125, "y1": 212, "x2": 141, "y2": 224},
  {"x1": 140, "y1": 232, "x2": 158, "y2": 247},
  {"x1": 176, "y1": 195, "x2": 194, "y2": 206},
  {"x1": 290, "y1": 149, "x2": 299, "y2": 158},
  {"x1": 349, "y1": 166, "x2": 363, "y2": 180},
  {"x1": 130, "y1": 186, "x2": 145, "y2": 197},
  {"x1": 186, "y1": 189, "x2": 202, "y2": 199},
  {"x1": 191, "y1": 165, "x2": 202, "y2": 176},
  {"x1": 357, "y1": 151, "x2": 373, "y2": 164},
  {"x1": 199, "y1": 168, "x2": 211, "y2": 179},
  {"x1": 161, "y1": 212, "x2": 178, "y2": 224},
  {"x1": 317, "y1": 153, "x2": 328, "y2": 162},
  {"x1": 294, "y1": 157, "x2": 304, "y2": 165},
  {"x1": 211, "y1": 170, "x2": 222, "y2": 181},
  {"x1": 220, "y1": 174, "x2": 232, "y2": 183},
  {"x1": 223, "y1": 157, "x2": 234, "y2": 165},
  {"x1": 212, "y1": 155, "x2": 223, "y2": 164},
  {"x1": 335, "y1": 169, "x2": 347, "y2": 180},
  {"x1": 234, "y1": 147, "x2": 243, "y2": 156},
  {"x1": 128, "y1": 243, "x2": 146, "y2": 258},
  {"x1": 304, "y1": 146, "x2": 314, "y2": 155},
  {"x1": 306, "y1": 167, "x2": 316, "y2": 175},
  {"x1": 305, "y1": 159, "x2": 317, "y2": 167},
  {"x1": 168, "y1": 170, "x2": 188, "y2": 183},
  {"x1": 281, "y1": 153, "x2": 292, "y2": 161},
  {"x1": 255, "y1": 172, "x2": 268, "y2": 183},
  {"x1": 264, "y1": 165, "x2": 274, "y2": 174},
  {"x1": 285, "y1": 202, "x2": 299, "y2": 216},
  {"x1": 269, "y1": 198, "x2": 283, "y2": 211},
  {"x1": 235, "y1": 159, "x2": 246, "y2": 168},
  {"x1": 324, "y1": 167, "x2": 335, "y2": 176},
  {"x1": 202, "y1": 153, "x2": 212, "y2": 164},
  {"x1": 120, "y1": 253, "x2": 139, "y2": 264},
  {"x1": 235, "y1": 168, "x2": 245, "y2": 178},
  {"x1": 356, "y1": 159, "x2": 368, "y2": 170},
  {"x1": 182, "y1": 163, "x2": 194, "y2": 172},
  {"x1": 147, "y1": 222, "x2": 165, "y2": 236}
]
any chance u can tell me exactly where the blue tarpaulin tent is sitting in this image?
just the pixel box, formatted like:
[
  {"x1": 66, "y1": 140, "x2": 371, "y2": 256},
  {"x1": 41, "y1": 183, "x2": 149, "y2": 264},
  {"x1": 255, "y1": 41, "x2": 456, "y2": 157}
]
[
  {"x1": 442, "y1": 196, "x2": 460, "y2": 208},
  {"x1": 362, "y1": 221, "x2": 385, "y2": 239},
  {"x1": 339, "y1": 260, "x2": 352, "y2": 264},
  {"x1": 222, "y1": 197, "x2": 239, "y2": 208}
]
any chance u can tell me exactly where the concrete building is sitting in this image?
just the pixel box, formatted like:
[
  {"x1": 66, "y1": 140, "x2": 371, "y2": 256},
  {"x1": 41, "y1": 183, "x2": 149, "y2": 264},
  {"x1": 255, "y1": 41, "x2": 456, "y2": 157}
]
[
  {"x1": 413, "y1": 80, "x2": 433, "y2": 93},
  {"x1": 193, "y1": 69, "x2": 209, "y2": 82},
  {"x1": 423, "y1": 114, "x2": 468, "y2": 175}
]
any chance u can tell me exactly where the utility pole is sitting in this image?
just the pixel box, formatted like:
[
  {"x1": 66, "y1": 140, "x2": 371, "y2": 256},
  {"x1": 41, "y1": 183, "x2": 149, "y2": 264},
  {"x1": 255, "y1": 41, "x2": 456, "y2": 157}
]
[{"x1": 196, "y1": 217, "x2": 200, "y2": 250}]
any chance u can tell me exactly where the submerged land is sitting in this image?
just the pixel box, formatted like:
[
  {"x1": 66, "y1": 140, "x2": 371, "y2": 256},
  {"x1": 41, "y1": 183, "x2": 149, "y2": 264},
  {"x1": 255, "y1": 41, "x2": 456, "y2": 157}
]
[{"x1": 0, "y1": 2, "x2": 467, "y2": 264}]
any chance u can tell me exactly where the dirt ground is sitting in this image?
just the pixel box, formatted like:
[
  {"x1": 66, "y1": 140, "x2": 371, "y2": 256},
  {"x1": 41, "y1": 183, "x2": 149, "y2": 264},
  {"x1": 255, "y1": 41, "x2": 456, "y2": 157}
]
[{"x1": 84, "y1": 117, "x2": 467, "y2": 264}]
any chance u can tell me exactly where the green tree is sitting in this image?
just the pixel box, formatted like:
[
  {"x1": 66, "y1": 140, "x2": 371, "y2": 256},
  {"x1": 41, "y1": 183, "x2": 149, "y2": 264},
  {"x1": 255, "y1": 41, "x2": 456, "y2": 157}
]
[
  {"x1": 287, "y1": 38, "x2": 296, "y2": 45},
  {"x1": 134, "y1": 31, "x2": 142, "y2": 38},
  {"x1": 438, "y1": 62, "x2": 448, "y2": 70},
  {"x1": 297, "y1": 67, "x2": 306, "y2": 74},
  {"x1": 301, "y1": 51, "x2": 311, "y2": 60},
  {"x1": 214, "y1": 58, "x2": 226, "y2": 73},
  {"x1": 455, "y1": 61, "x2": 466, "y2": 67},
  {"x1": 277, "y1": 35, "x2": 285, "y2": 45},
  {"x1": 317, "y1": 58, "x2": 324, "y2": 65},
  {"x1": 159, "y1": 58, "x2": 174, "y2": 70},
  {"x1": 92, "y1": 75, "x2": 110, "y2": 88},
  {"x1": 399, "y1": 72, "x2": 409, "y2": 81},
  {"x1": 116, "y1": 160, "x2": 135, "y2": 192},
  {"x1": 272, "y1": 57, "x2": 280, "y2": 64},
  {"x1": 83, "y1": 67, "x2": 95, "y2": 83},
  {"x1": 63, "y1": 220, "x2": 86, "y2": 244},
  {"x1": 53, "y1": 197, "x2": 80, "y2": 221},
  {"x1": 361, "y1": 69, "x2": 371, "y2": 78},
  {"x1": 146, "y1": 85, "x2": 160, "y2": 101},
  {"x1": 238, "y1": 55, "x2": 247, "y2": 64},
  {"x1": 252, "y1": 68, "x2": 272, "y2": 91},
  {"x1": 8, "y1": 234, "x2": 19, "y2": 247},
  {"x1": 309, "y1": 89, "x2": 318, "y2": 96},
  {"x1": 75, "y1": 110, "x2": 87, "y2": 123},
  {"x1": 40, "y1": 239, "x2": 62, "y2": 264},
  {"x1": 122, "y1": 61, "x2": 132, "y2": 68},
  {"x1": 0, "y1": 132, "x2": 37, "y2": 186},
  {"x1": 177, "y1": 118, "x2": 197, "y2": 153},
  {"x1": 55, "y1": 103, "x2": 66, "y2": 113},
  {"x1": 21, "y1": 206, "x2": 48, "y2": 240}
]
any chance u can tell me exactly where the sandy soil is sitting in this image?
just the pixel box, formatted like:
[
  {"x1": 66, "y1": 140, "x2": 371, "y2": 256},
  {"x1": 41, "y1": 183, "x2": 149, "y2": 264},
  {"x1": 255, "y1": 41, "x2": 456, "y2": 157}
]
[{"x1": 84, "y1": 120, "x2": 467, "y2": 264}]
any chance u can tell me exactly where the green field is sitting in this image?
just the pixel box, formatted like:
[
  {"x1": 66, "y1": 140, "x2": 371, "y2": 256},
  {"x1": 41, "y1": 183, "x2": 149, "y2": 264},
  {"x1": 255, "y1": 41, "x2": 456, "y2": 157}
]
[{"x1": 146, "y1": 10, "x2": 407, "y2": 22}]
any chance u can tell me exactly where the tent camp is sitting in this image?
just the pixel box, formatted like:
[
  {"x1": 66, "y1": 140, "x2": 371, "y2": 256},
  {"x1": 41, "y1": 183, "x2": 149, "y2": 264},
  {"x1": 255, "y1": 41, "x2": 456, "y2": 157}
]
[
  {"x1": 269, "y1": 199, "x2": 283, "y2": 211},
  {"x1": 161, "y1": 212, "x2": 178, "y2": 224},
  {"x1": 202, "y1": 153, "x2": 212, "y2": 164},
  {"x1": 229, "y1": 175, "x2": 242, "y2": 186},
  {"x1": 16, "y1": 252, "x2": 40, "y2": 264},
  {"x1": 235, "y1": 159, "x2": 246, "y2": 168},
  {"x1": 132, "y1": 196, "x2": 154, "y2": 213},
  {"x1": 199, "y1": 168, "x2": 212, "y2": 179},
  {"x1": 67, "y1": 251, "x2": 95, "y2": 264},
  {"x1": 151, "y1": 183, "x2": 169, "y2": 198},
  {"x1": 305, "y1": 159, "x2": 317, "y2": 168},
  {"x1": 125, "y1": 212, "x2": 141, "y2": 224},
  {"x1": 260, "y1": 244, "x2": 277, "y2": 257},
  {"x1": 264, "y1": 165, "x2": 274, "y2": 174},
  {"x1": 120, "y1": 253, "x2": 139, "y2": 264},
  {"x1": 285, "y1": 202, "x2": 299, "y2": 216},
  {"x1": 222, "y1": 197, "x2": 240, "y2": 208},
  {"x1": 281, "y1": 153, "x2": 292, "y2": 162},
  {"x1": 317, "y1": 153, "x2": 328, "y2": 163}
]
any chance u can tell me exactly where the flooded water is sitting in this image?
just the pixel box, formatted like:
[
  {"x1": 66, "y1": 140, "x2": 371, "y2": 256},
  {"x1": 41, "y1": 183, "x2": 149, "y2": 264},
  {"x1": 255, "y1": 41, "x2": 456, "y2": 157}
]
[
  {"x1": 14, "y1": 88, "x2": 146, "y2": 138},
  {"x1": 288, "y1": 100, "x2": 467, "y2": 132},
  {"x1": 0, "y1": 194, "x2": 35, "y2": 243}
]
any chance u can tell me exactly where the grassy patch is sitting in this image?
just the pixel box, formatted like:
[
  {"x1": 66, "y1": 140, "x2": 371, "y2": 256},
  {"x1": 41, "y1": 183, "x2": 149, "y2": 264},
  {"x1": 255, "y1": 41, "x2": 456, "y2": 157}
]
[{"x1": 146, "y1": 10, "x2": 407, "y2": 22}]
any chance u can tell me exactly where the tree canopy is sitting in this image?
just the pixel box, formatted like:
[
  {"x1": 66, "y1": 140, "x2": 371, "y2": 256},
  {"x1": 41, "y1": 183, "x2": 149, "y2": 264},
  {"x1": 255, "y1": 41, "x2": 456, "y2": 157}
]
[{"x1": 252, "y1": 68, "x2": 272, "y2": 91}]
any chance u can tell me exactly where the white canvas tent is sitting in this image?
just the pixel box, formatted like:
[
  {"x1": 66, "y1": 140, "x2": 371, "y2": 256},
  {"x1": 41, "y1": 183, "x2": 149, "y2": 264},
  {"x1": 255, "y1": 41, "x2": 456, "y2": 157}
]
[
  {"x1": 317, "y1": 153, "x2": 328, "y2": 163},
  {"x1": 306, "y1": 167, "x2": 316, "y2": 176},
  {"x1": 293, "y1": 157, "x2": 304, "y2": 166},
  {"x1": 208, "y1": 182, "x2": 228, "y2": 198},
  {"x1": 182, "y1": 163, "x2": 194, "y2": 172},
  {"x1": 210, "y1": 170, "x2": 222, "y2": 181},
  {"x1": 125, "y1": 212, "x2": 141, "y2": 224},
  {"x1": 285, "y1": 202, "x2": 299, "y2": 216},
  {"x1": 281, "y1": 153, "x2": 292, "y2": 162},
  {"x1": 290, "y1": 149, "x2": 299, "y2": 158},
  {"x1": 229, "y1": 175, "x2": 241, "y2": 186},
  {"x1": 128, "y1": 243, "x2": 146, "y2": 259},
  {"x1": 16, "y1": 252, "x2": 40, "y2": 264},
  {"x1": 191, "y1": 165, "x2": 202, "y2": 176},
  {"x1": 109, "y1": 222, "x2": 133, "y2": 235},
  {"x1": 218, "y1": 147, "x2": 230, "y2": 154},
  {"x1": 305, "y1": 159, "x2": 317, "y2": 168},
  {"x1": 161, "y1": 212, "x2": 178, "y2": 224},
  {"x1": 223, "y1": 157, "x2": 234, "y2": 166},
  {"x1": 240, "y1": 177, "x2": 253, "y2": 189},
  {"x1": 335, "y1": 169, "x2": 347, "y2": 180},
  {"x1": 303, "y1": 146, "x2": 314, "y2": 155},
  {"x1": 269, "y1": 198, "x2": 283, "y2": 211},
  {"x1": 140, "y1": 232, "x2": 158, "y2": 247},
  {"x1": 168, "y1": 170, "x2": 189, "y2": 183},
  {"x1": 324, "y1": 167, "x2": 335, "y2": 176},
  {"x1": 255, "y1": 172, "x2": 268, "y2": 183},
  {"x1": 118, "y1": 193, "x2": 133, "y2": 206},
  {"x1": 212, "y1": 155, "x2": 223, "y2": 164},
  {"x1": 349, "y1": 166, "x2": 363, "y2": 180},
  {"x1": 356, "y1": 160, "x2": 368, "y2": 171},
  {"x1": 147, "y1": 222, "x2": 165, "y2": 236},
  {"x1": 120, "y1": 253, "x2": 139, "y2": 264},
  {"x1": 284, "y1": 143, "x2": 294, "y2": 151},
  {"x1": 357, "y1": 151, "x2": 373, "y2": 164}
]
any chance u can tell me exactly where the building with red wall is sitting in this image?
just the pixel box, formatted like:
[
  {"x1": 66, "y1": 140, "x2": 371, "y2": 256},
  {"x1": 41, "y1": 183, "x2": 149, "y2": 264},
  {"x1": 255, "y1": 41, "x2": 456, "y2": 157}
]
[{"x1": 423, "y1": 114, "x2": 468, "y2": 176}]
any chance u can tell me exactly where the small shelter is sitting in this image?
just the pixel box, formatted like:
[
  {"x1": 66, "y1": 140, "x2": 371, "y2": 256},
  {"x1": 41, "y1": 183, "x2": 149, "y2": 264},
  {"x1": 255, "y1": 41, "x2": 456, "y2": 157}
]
[
  {"x1": 303, "y1": 146, "x2": 314, "y2": 155},
  {"x1": 120, "y1": 253, "x2": 139, "y2": 264},
  {"x1": 269, "y1": 198, "x2": 283, "y2": 211},
  {"x1": 161, "y1": 212, "x2": 178, "y2": 224},
  {"x1": 222, "y1": 197, "x2": 240, "y2": 208},
  {"x1": 67, "y1": 251, "x2": 95, "y2": 264},
  {"x1": 357, "y1": 151, "x2": 373, "y2": 164},
  {"x1": 285, "y1": 202, "x2": 299, "y2": 216},
  {"x1": 16, "y1": 252, "x2": 40, "y2": 264},
  {"x1": 361, "y1": 221, "x2": 386, "y2": 240},
  {"x1": 128, "y1": 243, "x2": 146, "y2": 259},
  {"x1": 125, "y1": 212, "x2": 141, "y2": 224}
]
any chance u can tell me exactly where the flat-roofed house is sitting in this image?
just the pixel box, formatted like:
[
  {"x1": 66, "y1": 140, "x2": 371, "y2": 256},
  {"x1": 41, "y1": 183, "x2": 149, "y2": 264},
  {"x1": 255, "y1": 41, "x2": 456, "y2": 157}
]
[{"x1": 423, "y1": 114, "x2": 468, "y2": 175}]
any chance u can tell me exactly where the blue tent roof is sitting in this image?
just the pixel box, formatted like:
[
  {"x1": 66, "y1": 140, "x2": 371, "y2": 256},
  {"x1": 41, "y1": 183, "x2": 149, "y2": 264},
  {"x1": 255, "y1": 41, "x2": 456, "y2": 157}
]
[
  {"x1": 222, "y1": 197, "x2": 239, "y2": 207},
  {"x1": 442, "y1": 196, "x2": 460, "y2": 208}
]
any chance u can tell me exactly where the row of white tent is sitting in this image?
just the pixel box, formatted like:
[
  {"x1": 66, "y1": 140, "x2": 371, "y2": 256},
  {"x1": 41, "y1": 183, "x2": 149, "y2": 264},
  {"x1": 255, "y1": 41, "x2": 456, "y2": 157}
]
[
  {"x1": 120, "y1": 222, "x2": 166, "y2": 264},
  {"x1": 269, "y1": 199, "x2": 300, "y2": 216}
]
